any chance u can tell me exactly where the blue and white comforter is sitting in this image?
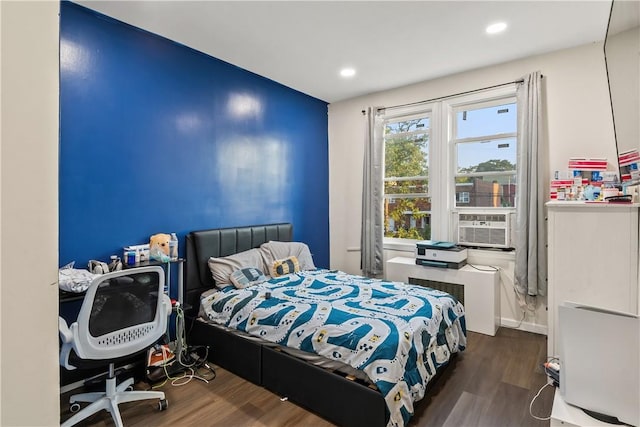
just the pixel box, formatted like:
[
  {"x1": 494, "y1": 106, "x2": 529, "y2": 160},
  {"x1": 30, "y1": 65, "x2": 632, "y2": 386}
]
[{"x1": 200, "y1": 269, "x2": 466, "y2": 427}]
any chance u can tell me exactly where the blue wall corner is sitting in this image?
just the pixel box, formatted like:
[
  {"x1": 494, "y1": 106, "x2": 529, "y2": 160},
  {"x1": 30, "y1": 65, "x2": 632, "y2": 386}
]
[{"x1": 59, "y1": 2, "x2": 329, "y2": 269}]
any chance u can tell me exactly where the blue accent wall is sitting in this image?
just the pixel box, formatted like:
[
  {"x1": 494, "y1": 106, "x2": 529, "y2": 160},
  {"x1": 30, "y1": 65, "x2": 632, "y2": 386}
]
[{"x1": 59, "y1": 2, "x2": 329, "y2": 269}]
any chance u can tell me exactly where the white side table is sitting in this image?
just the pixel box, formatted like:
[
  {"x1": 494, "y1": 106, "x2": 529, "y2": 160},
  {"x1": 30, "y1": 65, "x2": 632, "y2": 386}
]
[{"x1": 386, "y1": 256, "x2": 499, "y2": 336}]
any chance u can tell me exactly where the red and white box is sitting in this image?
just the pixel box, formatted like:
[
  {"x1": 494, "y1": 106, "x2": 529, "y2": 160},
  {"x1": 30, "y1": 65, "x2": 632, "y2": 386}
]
[
  {"x1": 550, "y1": 179, "x2": 588, "y2": 188},
  {"x1": 618, "y1": 149, "x2": 640, "y2": 167},
  {"x1": 567, "y1": 158, "x2": 608, "y2": 171}
]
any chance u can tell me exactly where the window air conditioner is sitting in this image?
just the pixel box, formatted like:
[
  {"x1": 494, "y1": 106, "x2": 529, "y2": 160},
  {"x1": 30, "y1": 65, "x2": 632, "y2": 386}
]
[{"x1": 454, "y1": 211, "x2": 514, "y2": 249}]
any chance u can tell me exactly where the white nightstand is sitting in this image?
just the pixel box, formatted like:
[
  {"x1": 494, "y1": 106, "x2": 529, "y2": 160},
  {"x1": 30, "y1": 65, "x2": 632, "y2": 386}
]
[{"x1": 386, "y1": 256, "x2": 499, "y2": 336}]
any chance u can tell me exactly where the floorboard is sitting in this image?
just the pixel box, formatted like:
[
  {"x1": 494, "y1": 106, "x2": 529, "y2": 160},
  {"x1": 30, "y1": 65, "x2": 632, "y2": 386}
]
[{"x1": 60, "y1": 328, "x2": 553, "y2": 426}]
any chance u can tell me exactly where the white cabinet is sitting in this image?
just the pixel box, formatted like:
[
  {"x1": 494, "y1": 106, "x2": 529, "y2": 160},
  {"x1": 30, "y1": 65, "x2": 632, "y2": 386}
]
[
  {"x1": 546, "y1": 201, "x2": 639, "y2": 358},
  {"x1": 386, "y1": 257, "x2": 499, "y2": 336}
]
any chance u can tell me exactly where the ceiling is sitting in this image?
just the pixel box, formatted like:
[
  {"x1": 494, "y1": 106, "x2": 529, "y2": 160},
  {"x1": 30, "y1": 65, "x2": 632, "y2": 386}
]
[{"x1": 75, "y1": 1, "x2": 613, "y2": 103}]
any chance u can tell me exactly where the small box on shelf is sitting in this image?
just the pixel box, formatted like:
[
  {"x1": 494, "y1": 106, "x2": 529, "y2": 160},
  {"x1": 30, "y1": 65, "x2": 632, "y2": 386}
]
[{"x1": 123, "y1": 244, "x2": 150, "y2": 266}]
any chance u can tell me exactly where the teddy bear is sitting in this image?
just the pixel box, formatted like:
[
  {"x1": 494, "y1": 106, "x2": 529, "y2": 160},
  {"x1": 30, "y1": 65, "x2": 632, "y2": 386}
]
[{"x1": 149, "y1": 233, "x2": 171, "y2": 262}]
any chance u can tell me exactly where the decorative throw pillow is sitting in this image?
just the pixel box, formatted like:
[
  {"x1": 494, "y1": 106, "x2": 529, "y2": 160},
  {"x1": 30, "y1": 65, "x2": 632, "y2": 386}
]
[
  {"x1": 270, "y1": 256, "x2": 300, "y2": 277},
  {"x1": 230, "y1": 267, "x2": 267, "y2": 289}
]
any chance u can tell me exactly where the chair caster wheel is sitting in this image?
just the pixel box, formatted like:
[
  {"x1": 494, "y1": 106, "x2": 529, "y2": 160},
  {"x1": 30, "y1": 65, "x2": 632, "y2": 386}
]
[
  {"x1": 69, "y1": 403, "x2": 81, "y2": 413},
  {"x1": 158, "y1": 399, "x2": 168, "y2": 411}
]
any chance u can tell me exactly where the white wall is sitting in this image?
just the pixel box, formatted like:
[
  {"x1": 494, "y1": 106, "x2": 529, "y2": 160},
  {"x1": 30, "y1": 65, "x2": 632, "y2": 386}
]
[
  {"x1": 0, "y1": 1, "x2": 60, "y2": 425},
  {"x1": 328, "y1": 41, "x2": 616, "y2": 335}
]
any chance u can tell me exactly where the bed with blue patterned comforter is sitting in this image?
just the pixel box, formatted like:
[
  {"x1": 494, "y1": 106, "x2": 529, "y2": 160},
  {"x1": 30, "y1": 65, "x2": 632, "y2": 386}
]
[{"x1": 200, "y1": 269, "x2": 466, "y2": 427}]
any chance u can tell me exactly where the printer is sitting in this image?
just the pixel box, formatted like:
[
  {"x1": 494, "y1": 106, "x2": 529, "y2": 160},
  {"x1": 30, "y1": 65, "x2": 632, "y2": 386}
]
[{"x1": 415, "y1": 240, "x2": 468, "y2": 269}]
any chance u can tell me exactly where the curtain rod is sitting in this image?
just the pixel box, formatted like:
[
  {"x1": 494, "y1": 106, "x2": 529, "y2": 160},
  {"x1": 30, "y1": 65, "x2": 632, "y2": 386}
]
[{"x1": 361, "y1": 75, "x2": 542, "y2": 115}]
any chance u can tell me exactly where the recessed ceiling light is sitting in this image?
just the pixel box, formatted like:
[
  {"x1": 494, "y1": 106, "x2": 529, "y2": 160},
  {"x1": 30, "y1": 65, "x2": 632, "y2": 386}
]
[
  {"x1": 340, "y1": 68, "x2": 356, "y2": 78},
  {"x1": 486, "y1": 22, "x2": 507, "y2": 34}
]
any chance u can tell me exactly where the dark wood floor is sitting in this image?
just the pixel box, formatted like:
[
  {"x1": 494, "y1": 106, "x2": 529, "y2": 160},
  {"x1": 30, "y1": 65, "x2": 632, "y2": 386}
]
[{"x1": 60, "y1": 328, "x2": 554, "y2": 426}]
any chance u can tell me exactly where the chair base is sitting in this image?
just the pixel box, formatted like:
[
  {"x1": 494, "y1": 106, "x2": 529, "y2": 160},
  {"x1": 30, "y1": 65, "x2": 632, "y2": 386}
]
[{"x1": 62, "y1": 372, "x2": 166, "y2": 427}]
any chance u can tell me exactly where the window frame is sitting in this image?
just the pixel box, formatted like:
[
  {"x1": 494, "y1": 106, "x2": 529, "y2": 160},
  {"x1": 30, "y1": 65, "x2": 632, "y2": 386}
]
[
  {"x1": 445, "y1": 88, "x2": 518, "y2": 214},
  {"x1": 381, "y1": 85, "x2": 518, "y2": 249},
  {"x1": 381, "y1": 108, "x2": 433, "y2": 241},
  {"x1": 450, "y1": 98, "x2": 517, "y2": 189}
]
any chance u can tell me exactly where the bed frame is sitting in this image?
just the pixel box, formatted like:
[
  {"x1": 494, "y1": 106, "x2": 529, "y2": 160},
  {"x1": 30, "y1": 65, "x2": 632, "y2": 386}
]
[{"x1": 183, "y1": 223, "x2": 388, "y2": 427}]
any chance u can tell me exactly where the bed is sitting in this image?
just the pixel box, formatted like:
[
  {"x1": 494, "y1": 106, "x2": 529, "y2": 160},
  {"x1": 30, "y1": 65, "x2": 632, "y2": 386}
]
[{"x1": 183, "y1": 223, "x2": 466, "y2": 427}]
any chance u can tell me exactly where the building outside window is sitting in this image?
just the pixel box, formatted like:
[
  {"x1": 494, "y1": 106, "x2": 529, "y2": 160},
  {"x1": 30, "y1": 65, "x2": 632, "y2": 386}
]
[{"x1": 452, "y1": 98, "x2": 518, "y2": 208}]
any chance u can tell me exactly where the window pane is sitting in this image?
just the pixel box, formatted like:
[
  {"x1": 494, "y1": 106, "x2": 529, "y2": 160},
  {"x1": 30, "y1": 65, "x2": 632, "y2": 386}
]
[
  {"x1": 455, "y1": 174, "x2": 516, "y2": 207},
  {"x1": 456, "y1": 102, "x2": 516, "y2": 139},
  {"x1": 385, "y1": 136, "x2": 428, "y2": 178},
  {"x1": 456, "y1": 137, "x2": 516, "y2": 173},
  {"x1": 383, "y1": 114, "x2": 431, "y2": 242},
  {"x1": 384, "y1": 178, "x2": 428, "y2": 195},
  {"x1": 385, "y1": 117, "x2": 430, "y2": 135},
  {"x1": 384, "y1": 196, "x2": 431, "y2": 239}
]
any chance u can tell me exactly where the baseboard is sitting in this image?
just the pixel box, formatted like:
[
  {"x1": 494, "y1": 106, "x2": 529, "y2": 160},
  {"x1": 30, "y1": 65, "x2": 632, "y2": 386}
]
[{"x1": 500, "y1": 317, "x2": 548, "y2": 335}]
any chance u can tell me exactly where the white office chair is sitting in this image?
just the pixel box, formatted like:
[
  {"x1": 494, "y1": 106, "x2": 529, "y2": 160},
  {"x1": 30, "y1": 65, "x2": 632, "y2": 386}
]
[{"x1": 59, "y1": 266, "x2": 172, "y2": 427}]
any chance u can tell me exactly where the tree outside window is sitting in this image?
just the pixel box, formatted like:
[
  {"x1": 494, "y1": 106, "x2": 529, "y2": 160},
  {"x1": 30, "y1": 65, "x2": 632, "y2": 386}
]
[{"x1": 384, "y1": 116, "x2": 430, "y2": 240}]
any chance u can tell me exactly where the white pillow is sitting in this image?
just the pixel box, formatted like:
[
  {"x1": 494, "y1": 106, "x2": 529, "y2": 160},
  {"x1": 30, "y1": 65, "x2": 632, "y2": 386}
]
[
  {"x1": 208, "y1": 248, "x2": 268, "y2": 289},
  {"x1": 260, "y1": 241, "x2": 316, "y2": 271}
]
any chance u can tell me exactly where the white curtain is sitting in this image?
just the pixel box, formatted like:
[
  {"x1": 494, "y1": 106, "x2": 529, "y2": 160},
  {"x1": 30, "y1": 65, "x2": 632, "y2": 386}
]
[
  {"x1": 361, "y1": 107, "x2": 384, "y2": 277},
  {"x1": 515, "y1": 71, "x2": 547, "y2": 296}
]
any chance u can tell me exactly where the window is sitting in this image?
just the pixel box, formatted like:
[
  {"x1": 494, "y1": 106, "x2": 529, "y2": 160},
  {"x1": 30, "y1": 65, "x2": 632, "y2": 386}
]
[
  {"x1": 381, "y1": 86, "x2": 517, "y2": 244},
  {"x1": 456, "y1": 191, "x2": 470, "y2": 204},
  {"x1": 383, "y1": 112, "x2": 431, "y2": 240},
  {"x1": 452, "y1": 99, "x2": 517, "y2": 208}
]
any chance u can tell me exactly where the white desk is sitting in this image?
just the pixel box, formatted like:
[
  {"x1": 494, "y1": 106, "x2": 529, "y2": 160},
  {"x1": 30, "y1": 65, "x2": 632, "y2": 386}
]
[{"x1": 386, "y1": 256, "x2": 499, "y2": 336}]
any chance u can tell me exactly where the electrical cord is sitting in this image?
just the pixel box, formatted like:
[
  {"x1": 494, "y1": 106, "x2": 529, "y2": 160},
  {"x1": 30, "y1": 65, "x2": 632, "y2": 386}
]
[
  {"x1": 529, "y1": 356, "x2": 561, "y2": 421},
  {"x1": 495, "y1": 265, "x2": 533, "y2": 312},
  {"x1": 466, "y1": 263, "x2": 499, "y2": 272},
  {"x1": 148, "y1": 304, "x2": 216, "y2": 389},
  {"x1": 529, "y1": 382, "x2": 553, "y2": 421},
  {"x1": 510, "y1": 310, "x2": 526, "y2": 329},
  {"x1": 149, "y1": 346, "x2": 215, "y2": 389},
  {"x1": 186, "y1": 313, "x2": 198, "y2": 337}
]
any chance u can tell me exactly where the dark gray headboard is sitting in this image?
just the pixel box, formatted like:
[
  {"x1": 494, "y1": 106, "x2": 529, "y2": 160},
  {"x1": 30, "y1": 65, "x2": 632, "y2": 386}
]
[{"x1": 184, "y1": 223, "x2": 293, "y2": 315}]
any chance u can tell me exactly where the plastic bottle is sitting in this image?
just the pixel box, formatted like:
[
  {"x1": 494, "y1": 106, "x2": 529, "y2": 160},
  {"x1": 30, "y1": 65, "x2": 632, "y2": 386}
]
[{"x1": 169, "y1": 233, "x2": 178, "y2": 261}]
